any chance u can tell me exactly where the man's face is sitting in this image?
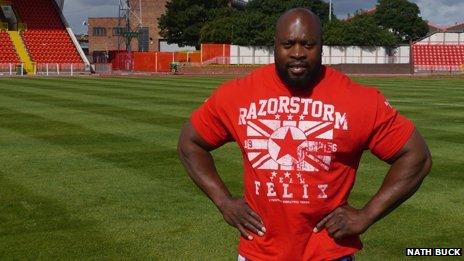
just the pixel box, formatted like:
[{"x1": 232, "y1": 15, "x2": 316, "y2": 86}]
[{"x1": 274, "y1": 16, "x2": 322, "y2": 90}]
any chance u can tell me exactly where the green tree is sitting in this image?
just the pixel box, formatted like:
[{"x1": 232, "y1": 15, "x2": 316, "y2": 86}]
[
  {"x1": 374, "y1": 0, "x2": 428, "y2": 42},
  {"x1": 287, "y1": 0, "x2": 332, "y2": 24},
  {"x1": 200, "y1": 16, "x2": 235, "y2": 44},
  {"x1": 323, "y1": 19, "x2": 349, "y2": 45},
  {"x1": 245, "y1": 0, "x2": 330, "y2": 22},
  {"x1": 323, "y1": 14, "x2": 398, "y2": 46},
  {"x1": 158, "y1": 0, "x2": 230, "y2": 49},
  {"x1": 230, "y1": 0, "x2": 331, "y2": 47},
  {"x1": 232, "y1": 11, "x2": 276, "y2": 46},
  {"x1": 346, "y1": 13, "x2": 398, "y2": 46}
]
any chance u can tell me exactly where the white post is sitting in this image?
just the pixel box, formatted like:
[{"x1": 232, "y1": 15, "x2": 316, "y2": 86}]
[
  {"x1": 222, "y1": 44, "x2": 225, "y2": 64},
  {"x1": 21, "y1": 64, "x2": 23, "y2": 76},
  {"x1": 139, "y1": 0, "x2": 142, "y2": 24},
  {"x1": 9, "y1": 63, "x2": 12, "y2": 75},
  {"x1": 46, "y1": 63, "x2": 49, "y2": 76},
  {"x1": 57, "y1": 63, "x2": 60, "y2": 75},
  {"x1": 155, "y1": 52, "x2": 158, "y2": 72},
  {"x1": 344, "y1": 47, "x2": 347, "y2": 64},
  {"x1": 200, "y1": 43, "x2": 203, "y2": 63},
  {"x1": 329, "y1": 0, "x2": 332, "y2": 21},
  {"x1": 328, "y1": 46, "x2": 331, "y2": 65},
  {"x1": 359, "y1": 47, "x2": 362, "y2": 63},
  {"x1": 71, "y1": 64, "x2": 74, "y2": 76},
  {"x1": 268, "y1": 48, "x2": 271, "y2": 64},
  {"x1": 252, "y1": 47, "x2": 255, "y2": 65},
  {"x1": 237, "y1": 46, "x2": 241, "y2": 65}
]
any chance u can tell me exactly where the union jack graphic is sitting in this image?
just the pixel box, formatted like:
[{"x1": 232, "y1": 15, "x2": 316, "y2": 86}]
[{"x1": 244, "y1": 118, "x2": 336, "y2": 172}]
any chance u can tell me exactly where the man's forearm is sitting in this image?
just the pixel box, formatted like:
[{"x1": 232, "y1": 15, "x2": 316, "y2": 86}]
[
  {"x1": 361, "y1": 144, "x2": 432, "y2": 224},
  {"x1": 178, "y1": 123, "x2": 266, "y2": 239},
  {"x1": 314, "y1": 130, "x2": 432, "y2": 239},
  {"x1": 178, "y1": 140, "x2": 232, "y2": 208}
]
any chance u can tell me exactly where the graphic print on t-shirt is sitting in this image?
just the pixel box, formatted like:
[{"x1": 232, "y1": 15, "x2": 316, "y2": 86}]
[
  {"x1": 244, "y1": 120, "x2": 337, "y2": 172},
  {"x1": 238, "y1": 96, "x2": 349, "y2": 204}
]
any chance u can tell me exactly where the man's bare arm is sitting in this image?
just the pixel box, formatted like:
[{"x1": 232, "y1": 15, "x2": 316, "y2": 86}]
[
  {"x1": 314, "y1": 129, "x2": 432, "y2": 239},
  {"x1": 177, "y1": 121, "x2": 266, "y2": 240}
]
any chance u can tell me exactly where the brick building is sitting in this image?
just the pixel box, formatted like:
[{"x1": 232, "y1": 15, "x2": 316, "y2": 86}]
[
  {"x1": 88, "y1": 17, "x2": 124, "y2": 62},
  {"x1": 130, "y1": 0, "x2": 169, "y2": 51},
  {"x1": 88, "y1": 0, "x2": 168, "y2": 62}
]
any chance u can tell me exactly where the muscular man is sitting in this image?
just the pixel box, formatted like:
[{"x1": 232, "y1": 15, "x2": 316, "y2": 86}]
[{"x1": 178, "y1": 8, "x2": 432, "y2": 261}]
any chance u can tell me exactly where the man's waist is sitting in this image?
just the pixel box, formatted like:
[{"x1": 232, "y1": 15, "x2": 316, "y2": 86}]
[{"x1": 237, "y1": 229, "x2": 361, "y2": 261}]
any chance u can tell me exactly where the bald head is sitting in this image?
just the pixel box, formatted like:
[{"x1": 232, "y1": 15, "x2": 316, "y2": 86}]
[
  {"x1": 276, "y1": 8, "x2": 322, "y2": 41},
  {"x1": 274, "y1": 8, "x2": 323, "y2": 90}
]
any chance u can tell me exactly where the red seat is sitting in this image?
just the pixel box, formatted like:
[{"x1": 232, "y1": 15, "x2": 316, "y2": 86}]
[
  {"x1": 0, "y1": 31, "x2": 20, "y2": 63},
  {"x1": 413, "y1": 44, "x2": 464, "y2": 67},
  {"x1": 12, "y1": 0, "x2": 83, "y2": 64}
]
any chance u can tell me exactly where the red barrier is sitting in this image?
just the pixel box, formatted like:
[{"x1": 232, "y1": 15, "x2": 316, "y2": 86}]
[
  {"x1": 110, "y1": 51, "x2": 172, "y2": 72},
  {"x1": 111, "y1": 51, "x2": 133, "y2": 71},
  {"x1": 174, "y1": 52, "x2": 187, "y2": 62},
  {"x1": 108, "y1": 50, "x2": 209, "y2": 72},
  {"x1": 156, "y1": 52, "x2": 174, "y2": 72},
  {"x1": 133, "y1": 52, "x2": 156, "y2": 71},
  {"x1": 189, "y1": 52, "x2": 201, "y2": 63},
  {"x1": 201, "y1": 43, "x2": 230, "y2": 64}
]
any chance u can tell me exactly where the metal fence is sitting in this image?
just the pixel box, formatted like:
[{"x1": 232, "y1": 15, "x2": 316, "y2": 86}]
[
  {"x1": 0, "y1": 63, "x2": 24, "y2": 76},
  {"x1": 0, "y1": 63, "x2": 88, "y2": 76},
  {"x1": 35, "y1": 63, "x2": 87, "y2": 76},
  {"x1": 414, "y1": 65, "x2": 464, "y2": 74}
]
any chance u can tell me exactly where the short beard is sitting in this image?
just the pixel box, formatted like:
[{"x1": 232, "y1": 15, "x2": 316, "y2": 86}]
[{"x1": 276, "y1": 62, "x2": 322, "y2": 90}]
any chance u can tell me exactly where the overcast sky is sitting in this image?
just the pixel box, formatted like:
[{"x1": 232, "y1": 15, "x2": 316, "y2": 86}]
[{"x1": 63, "y1": 0, "x2": 464, "y2": 35}]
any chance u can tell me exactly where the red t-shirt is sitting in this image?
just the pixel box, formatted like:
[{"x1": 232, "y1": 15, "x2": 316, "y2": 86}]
[{"x1": 190, "y1": 65, "x2": 415, "y2": 261}]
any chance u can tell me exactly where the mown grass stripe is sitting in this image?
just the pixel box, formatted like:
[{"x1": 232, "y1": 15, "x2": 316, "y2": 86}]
[
  {"x1": 0, "y1": 128, "x2": 210, "y2": 259},
  {"x1": 15, "y1": 77, "x2": 220, "y2": 95},
  {"x1": 0, "y1": 79, "x2": 207, "y2": 104},
  {"x1": 0, "y1": 82, "x2": 200, "y2": 121},
  {"x1": 0, "y1": 96, "x2": 179, "y2": 149}
]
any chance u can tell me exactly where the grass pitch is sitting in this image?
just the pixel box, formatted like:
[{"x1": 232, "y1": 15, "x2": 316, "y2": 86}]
[{"x1": 0, "y1": 75, "x2": 462, "y2": 260}]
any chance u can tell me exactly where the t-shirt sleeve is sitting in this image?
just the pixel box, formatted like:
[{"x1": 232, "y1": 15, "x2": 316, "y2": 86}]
[
  {"x1": 190, "y1": 85, "x2": 233, "y2": 147},
  {"x1": 367, "y1": 91, "x2": 415, "y2": 161}
]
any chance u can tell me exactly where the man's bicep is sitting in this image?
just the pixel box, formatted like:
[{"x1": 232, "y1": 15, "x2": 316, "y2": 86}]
[
  {"x1": 385, "y1": 129, "x2": 430, "y2": 165},
  {"x1": 179, "y1": 121, "x2": 222, "y2": 152},
  {"x1": 367, "y1": 91, "x2": 415, "y2": 161},
  {"x1": 189, "y1": 87, "x2": 233, "y2": 147}
]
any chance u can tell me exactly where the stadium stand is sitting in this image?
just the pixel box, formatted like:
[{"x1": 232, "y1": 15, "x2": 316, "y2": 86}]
[
  {"x1": 12, "y1": 0, "x2": 83, "y2": 64},
  {"x1": 0, "y1": 30, "x2": 19, "y2": 63},
  {"x1": 413, "y1": 32, "x2": 464, "y2": 72}
]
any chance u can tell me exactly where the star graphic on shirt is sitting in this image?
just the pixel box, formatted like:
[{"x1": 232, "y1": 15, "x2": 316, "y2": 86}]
[
  {"x1": 275, "y1": 114, "x2": 281, "y2": 120},
  {"x1": 299, "y1": 115, "x2": 305, "y2": 120},
  {"x1": 270, "y1": 128, "x2": 304, "y2": 161},
  {"x1": 287, "y1": 114, "x2": 293, "y2": 120},
  {"x1": 284, "y1": 172, "x2": 291, "y2": 178},
  {"x1": 271, "y1": 171, "x2": 277, "y2": 178}
]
